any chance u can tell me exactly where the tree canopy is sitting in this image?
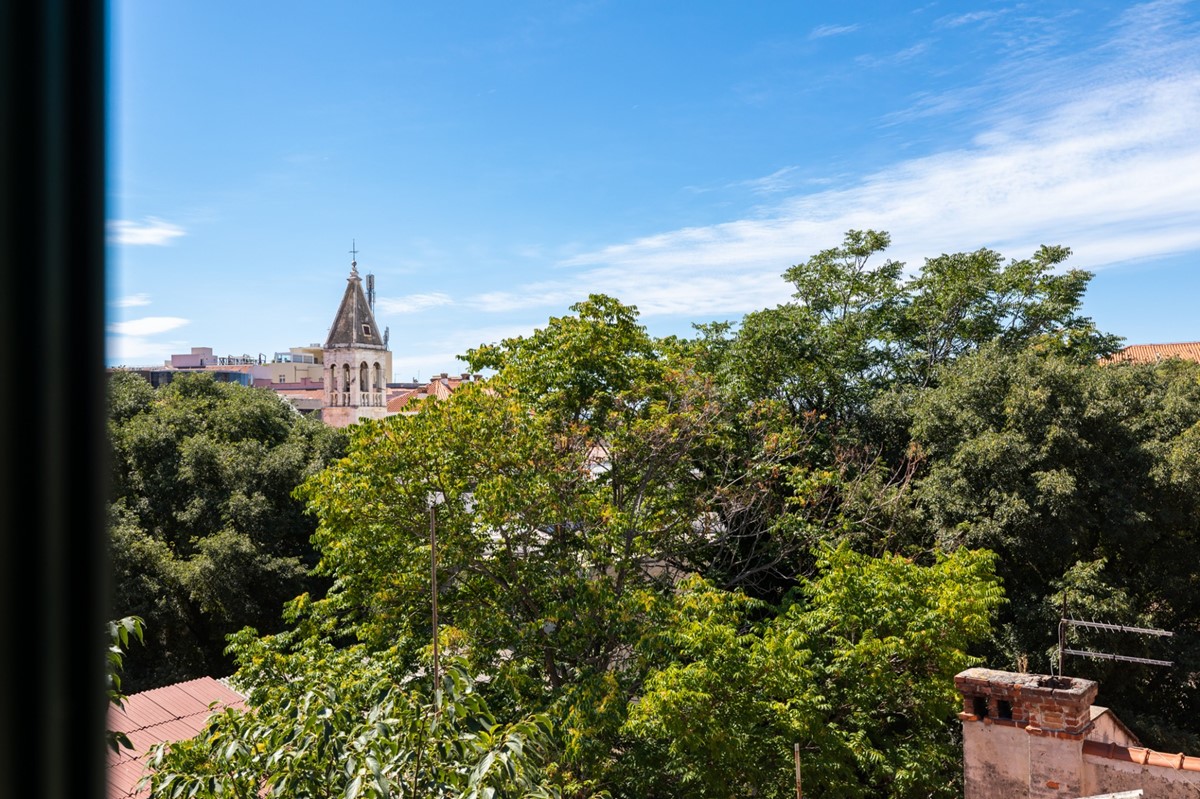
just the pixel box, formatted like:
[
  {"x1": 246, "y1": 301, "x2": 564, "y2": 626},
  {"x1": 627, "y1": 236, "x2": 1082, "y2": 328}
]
[
  {"x1": 106, "y1": 372, "x2": 348, "y2": 691},
  {"x1": 125, "y1": 231, "x2": 1200, "y2": 797}
]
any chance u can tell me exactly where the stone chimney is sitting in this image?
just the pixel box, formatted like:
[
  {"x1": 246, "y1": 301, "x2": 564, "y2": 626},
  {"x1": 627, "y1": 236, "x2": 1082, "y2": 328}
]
[{"x1": 955, "y1": 668, "x2": 1098, "y2": 799}]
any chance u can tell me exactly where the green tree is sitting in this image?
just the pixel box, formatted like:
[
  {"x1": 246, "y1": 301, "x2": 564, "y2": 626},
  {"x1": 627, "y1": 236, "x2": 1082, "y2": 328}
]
[
  {"x1": 106, "y1": 371, "x2": 349, "y2": 690},
  {"x1": 144, "y1": 638, "x2": 564, "y2": 799},
  {"x1": 623, "y1": 546, "x2": 1003, "y2": 799},
  {"x1": 895, "y1": 245, "x2": 1120, "y2": 386},
  {"x1": 106, "y1": 615, "x2": 145, "y2": 753},
  {"x1": 464, "y1": 294, "x2": 661, "y2": 431},
  {"x1": 719, "y1": 231, "x2": 1117, "y2": 419},
  {"x1": 721, "y1": 230, "x2": 902, "y2": 423},
  {"x1": 690, "y1": 232, "x2": 1122, "y2": 585},
  {"x1": 295, "y1": 297, "x2": 789, "y2": 787},
  {"x1": 291, "y1": 292, "x2": 1014, "y2": 796},
  {"x1": 908, "y1": 349, "x2": 1200, "y2": 751}
]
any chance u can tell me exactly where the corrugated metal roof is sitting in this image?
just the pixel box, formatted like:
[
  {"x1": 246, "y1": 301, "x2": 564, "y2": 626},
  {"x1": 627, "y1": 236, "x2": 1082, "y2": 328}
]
[{"x1": 106, "y1": 676, "x2": 247, "y2": 799}]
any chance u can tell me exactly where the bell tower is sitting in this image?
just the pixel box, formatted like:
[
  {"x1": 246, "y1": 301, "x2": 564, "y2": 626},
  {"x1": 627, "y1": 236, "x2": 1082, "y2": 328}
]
[{"x1": 321, "y1": 243, "x2": 392, "y2": 428}]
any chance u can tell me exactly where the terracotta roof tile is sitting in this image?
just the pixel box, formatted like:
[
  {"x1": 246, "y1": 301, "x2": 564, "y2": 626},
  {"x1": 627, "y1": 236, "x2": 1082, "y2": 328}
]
[
  {"x1": 1084, "y1": 739, "x2": 1200, "y2": 772},
  {"x1": 1103, "y1": 342, "x2": 1200, "y2": 365},
  {"x1": 387, "y1": 388, "x2": 423, "y2": 412}
]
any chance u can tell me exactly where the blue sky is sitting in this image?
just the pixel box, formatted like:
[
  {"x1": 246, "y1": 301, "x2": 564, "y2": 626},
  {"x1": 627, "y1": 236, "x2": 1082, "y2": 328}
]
[{"x1": 107, "y1": 0, "x2": 1200, "y2": 381}]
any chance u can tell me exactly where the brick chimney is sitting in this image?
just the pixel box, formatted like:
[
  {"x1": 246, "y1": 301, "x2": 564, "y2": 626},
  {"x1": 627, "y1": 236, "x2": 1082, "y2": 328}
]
[{"x1": 955, "y1": 668, "x2": 1098, "y2": 799}]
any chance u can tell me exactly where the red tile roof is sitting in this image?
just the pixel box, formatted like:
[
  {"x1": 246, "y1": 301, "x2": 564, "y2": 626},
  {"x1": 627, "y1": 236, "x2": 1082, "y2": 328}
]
[
  {"x1": 1083, "y1": 738, "x2": 1200, "y2": 772},
  {"x1": 385, "y1": 374, "x2": 478, "y2": 413},
  {"x1": 1103, "y1": 342, "x2": 1200, "y2": 365},
  {"x1": 107, "y1": 677, "x2": 247, "y2": 799},
  {"x1": 387, "y1": 387, "x2": 425, "y2": 412}
]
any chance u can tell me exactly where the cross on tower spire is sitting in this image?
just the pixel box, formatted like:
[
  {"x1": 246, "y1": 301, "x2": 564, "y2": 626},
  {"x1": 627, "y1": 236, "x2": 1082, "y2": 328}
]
[{"x1": 349, "y1": 240, "x2": 359, "y2": 276}]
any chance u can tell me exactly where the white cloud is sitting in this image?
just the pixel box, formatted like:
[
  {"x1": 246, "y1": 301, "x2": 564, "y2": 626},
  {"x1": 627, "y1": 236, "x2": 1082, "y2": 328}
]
[
  {"x1": 471, "y1": 286, "x2": 582, "y2": 314},
  {"x1": 809, "y1": 23, "x2": 860, "y2": 39},
  {"x1": 105, "y1": 315, "x2": 191, "y2": 367},
  {"x1": 388, "y1": 321, "x2": 546, "y2": 381},
  {"x1": 105, "y1": 334, "x2": 186, "y2": 366},
  {"x1": 857, "y1": 40, "x2": 930, "y2": 67},
  {"x1": 107, "y1": 217, "x2": 186, "y2": 246},
  {"x1": 735, "y1": 166, "x2": 802, "y2": 196},
  {"x1": 108, "y1": 316, "x2": 190, "y2": 336},
  {"x1": 112, "y1": 293, "x2": 152, "y2": 308},
  {"x1": 376, "y1": 292, "x2": 454, "y2": 314},
  {"x1": 937, "y1": 9, "x2": 1007, "y2": 28},
  {"x1": 459, "y1": 5, "x2": 1200, "y2": 324}
]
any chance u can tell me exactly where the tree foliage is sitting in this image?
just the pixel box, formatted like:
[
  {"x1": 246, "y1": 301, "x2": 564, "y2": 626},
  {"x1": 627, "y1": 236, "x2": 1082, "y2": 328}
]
[
  {"x1": 908, "y1": 349, "x2": 1200, "y2": 751},
  {"x1": 144, "y1": 642, "x2": 563, "y2": 799},
  {"x1": 623, "y1": 546, "x2": 1001, "y2": 799},
  {"x1": 722, "y1": 230, "x2": 1118, "y2": 424},
  {"x1": 117, "y1": 230, "x2": 1200, "y2": 797},
  {"x1": 285, "y1": 290, "x2": 1018, "y2": 795},
  {"x1": 107, "y1": 615, "x2": 145, "y2": 753},
  {"x1": 296, "y1": 298, "x2": 729, "y2": 787},
  {"x1": 106, "y1": 372, "x2": 348, "y2": 691}
]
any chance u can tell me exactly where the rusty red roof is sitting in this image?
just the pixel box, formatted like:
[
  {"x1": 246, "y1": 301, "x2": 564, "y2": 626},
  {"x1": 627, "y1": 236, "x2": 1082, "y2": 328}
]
[
  {"x1": 387, "y1": 387, "x2": 424, "y2": 412},
  {"x1": 1083, "y1": 739, "x2": 1200, "y2": 772},
  {"x1": 107, "y1": 677, "x2": 247, "y2": 799},
  {"x1": 1103, "y1": 342, "x2": 1200, "y2": 365},
  {"x1": 382, "y1": 374, "x2": 486, "y2": 414}
]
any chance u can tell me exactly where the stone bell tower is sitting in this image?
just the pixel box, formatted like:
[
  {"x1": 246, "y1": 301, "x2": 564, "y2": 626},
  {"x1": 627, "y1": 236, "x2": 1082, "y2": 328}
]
[{"x1": 321, "y1": 244, "x2": 392, "y2": 428}]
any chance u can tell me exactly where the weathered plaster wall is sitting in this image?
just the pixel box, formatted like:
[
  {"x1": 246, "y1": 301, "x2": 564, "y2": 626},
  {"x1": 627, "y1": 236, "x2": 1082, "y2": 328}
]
[
  {"x1": 962, "y1": 721, "x2": 1033, "y2": 799},
  {"x1": 957, "y1": 668, "x2": 1200, "y2": 799},
  {"x1": 1026, "y1": 732, "x2": 1085, "y2": 799},
  {"x1": 1087, "y1": 709, "x2": 1140, "y2": 747}
]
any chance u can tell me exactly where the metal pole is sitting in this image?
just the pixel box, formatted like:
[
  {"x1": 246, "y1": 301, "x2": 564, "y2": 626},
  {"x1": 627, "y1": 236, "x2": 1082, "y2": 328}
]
[
  {"x1": 1058, "y1": 590, "x2": 1068, "y2": 675},
  {"x1": 794, "y1": 743, "x2": 802, "y2": 799},
  {"x1": 430, "y1": 502, "x2": 440, "y2": 713}
]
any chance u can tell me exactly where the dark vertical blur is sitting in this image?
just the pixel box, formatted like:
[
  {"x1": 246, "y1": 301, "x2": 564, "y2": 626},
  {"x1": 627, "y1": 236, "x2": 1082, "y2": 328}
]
[{"x1": 1, "y1": 0, "x2": 110, "y2": 798}]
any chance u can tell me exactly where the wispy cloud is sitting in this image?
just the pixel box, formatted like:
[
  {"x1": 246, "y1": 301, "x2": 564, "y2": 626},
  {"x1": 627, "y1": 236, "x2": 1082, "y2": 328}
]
[
  {"x1": 388, "y1": 321, "x2": 545, "y2": 380},
  {"x1": 472, "y1": 285, "x2": 582, "y2": 314},
  {"x1": 105, "y1": 315, "x2": 191, "y2": 366},
  {"x1": 857, "y1": 40, "x2": 930, "y2": 67},
  {"x1": 376, "y1": 292, "x2": 454, "y2": 314},
  {"x1": 809, "y1": 23, "x2": 860, "y2": 39},
  {"x1": 105, "y1": 334, "x2": 189, "y2": 366},
  {"x1": 456, "y1": 4, "x2": 1200, "y2": 324},
  {"x1": 107, "y1": 217, "x2": 186, "y2": 246},
  {"x1": 937, "y1": 9, "x2": 1008, "y2": 28},
  {"x1": 735, "y1": 166, "x2": 802, "y2": 196},
  {"x1": 109, "y1": 316, "x2": 190, "y2": 336},
  {"x1": 112, "y1": 293, "x2": 152, "y2": 308}
]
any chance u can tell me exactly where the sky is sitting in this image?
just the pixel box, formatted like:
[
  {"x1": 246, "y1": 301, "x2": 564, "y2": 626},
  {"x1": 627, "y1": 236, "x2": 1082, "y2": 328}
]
[{"x1": 107, "y1": 0, "x2": 1200, "y2": 382}]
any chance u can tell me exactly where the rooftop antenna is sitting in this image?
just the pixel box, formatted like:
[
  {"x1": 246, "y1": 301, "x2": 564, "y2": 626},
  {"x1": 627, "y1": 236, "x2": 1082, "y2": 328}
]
[
  {"x1": 1056, "y1": 591, "x2": 1174, "y2": 675},
  {"x1": 366, "y1": 273, "x2": 375, "y2": 311}
]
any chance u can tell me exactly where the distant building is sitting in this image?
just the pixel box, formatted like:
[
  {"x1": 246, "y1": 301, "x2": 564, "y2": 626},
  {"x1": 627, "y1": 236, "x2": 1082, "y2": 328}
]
[
  {"x1": 1102, "y1": 342, "x2": 1200, "y2": 365},
  {"x1": 956, "y1": 668, "x2": 1200, "y2": 798},
  {"x1": 386, "y1": 371, "x2": 484, "y2": 415},
  {"x1": 111, "y1": 360, "x2": 255, "y2": 389},
  {"x1": 320, "y1": 255, "x2": 392, "y2": 428},
  {"x1": 109, "y1": 345, "x2": 328, "y2": 414},
  {"x1": 108, "y1": 248, "x2": 488, "y2": 424}
]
